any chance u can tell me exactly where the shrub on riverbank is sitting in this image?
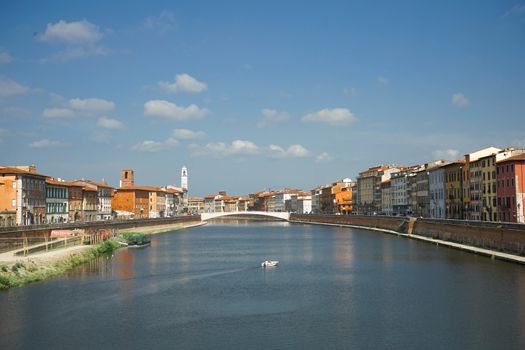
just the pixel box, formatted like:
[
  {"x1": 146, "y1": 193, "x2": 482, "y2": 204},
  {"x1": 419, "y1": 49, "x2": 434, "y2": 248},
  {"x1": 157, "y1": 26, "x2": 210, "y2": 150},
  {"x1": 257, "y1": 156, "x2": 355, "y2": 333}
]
[{"x1": 0, "y1": 239, "x2": 122, "y2": 290}]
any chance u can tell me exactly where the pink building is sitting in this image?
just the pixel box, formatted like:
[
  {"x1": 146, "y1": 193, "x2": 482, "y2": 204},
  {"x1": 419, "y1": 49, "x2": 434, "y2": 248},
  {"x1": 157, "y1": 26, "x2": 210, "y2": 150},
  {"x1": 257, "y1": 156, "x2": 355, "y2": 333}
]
[{"x1": 497, "y1": 154, "x2": 525, "y2": 223}]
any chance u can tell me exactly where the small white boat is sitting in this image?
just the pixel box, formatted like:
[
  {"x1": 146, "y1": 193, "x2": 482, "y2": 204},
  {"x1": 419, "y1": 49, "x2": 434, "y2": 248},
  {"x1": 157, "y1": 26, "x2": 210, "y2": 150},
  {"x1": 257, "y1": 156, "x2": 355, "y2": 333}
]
[{"x1": 261, "y1": 260, "x2": 279, "y2": 268}]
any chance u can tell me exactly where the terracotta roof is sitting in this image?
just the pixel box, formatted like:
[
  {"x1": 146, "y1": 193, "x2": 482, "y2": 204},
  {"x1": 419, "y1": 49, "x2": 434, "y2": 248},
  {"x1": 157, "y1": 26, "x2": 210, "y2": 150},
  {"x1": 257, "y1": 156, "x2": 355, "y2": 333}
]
[
  {"x1": 497, "y1": 153, "x2": 525, "y2": 163},
  {"x1": 0, "y1": 166, "x2": 47, "y2": 178},
  {"x1": 45, "y1": 178, "x2": 71, "y2": 186},
  {"x1": 189, "y1": 197, "x2": 204, "y2": 201},
  {"x1": 117, "y1": 185, "x2": 163, "y2": 192},
  {"x1": 164, "y1": 188, "x2": 182, "y2": 194},
  {"x1": 82, "y1": 186, "x2": 97, "y2": 192},
  {"x1": 85, "y1": 180, "x2": 114, "y2": 189},
  {"x1": 441, "y1": 160, "x2": 465, "y2": 167}
]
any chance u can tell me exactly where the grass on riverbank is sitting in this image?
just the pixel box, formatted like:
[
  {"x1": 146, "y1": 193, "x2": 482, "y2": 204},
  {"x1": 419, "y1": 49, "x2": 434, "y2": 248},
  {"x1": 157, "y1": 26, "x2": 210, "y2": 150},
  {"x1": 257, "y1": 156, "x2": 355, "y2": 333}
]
[{"x1": 0, "y1": 240, "x2": 122, "y2": 290}]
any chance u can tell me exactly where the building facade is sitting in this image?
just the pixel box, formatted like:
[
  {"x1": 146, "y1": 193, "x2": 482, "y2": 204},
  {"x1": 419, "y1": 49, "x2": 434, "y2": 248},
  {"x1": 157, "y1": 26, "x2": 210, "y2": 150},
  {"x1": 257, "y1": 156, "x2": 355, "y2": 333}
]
[
  {"x1": 497, "y1": 154, "x2": 525, "y2": 223},
  {"x1": 112, "y1": 187, "x2": 150, "y2": 218},
  {"x1": 68, "y1": 183, "x2": 83, "y2": 222},
  {"x1": 0, "y1": 166, "x2": 46, "y2": 226},
  {"x1": 188, "y1": 197, "x2": 204, "y2": 214},
  {"x1": 297, "y1": 195, "x2": 312, "y2": 214},
  {"x1": 356, "y1": 166, "x2": 400, "y2": 214},
  {"x1": 429, "y1": 167, "x2": 446, "y2": 219},
  {"x1": 82, "y1": 187, "x2": 97, "y2": 222},
  {"x1": 444, "y1": 161, "x2": 465, "y2": 219},
  {"x1": 45, "y1": 179, "x2": 69, "y2": 223},
  {"x1": 335, "y1": 186, "x2": 353, "y2": 214},
  {"x1": 380, "y1": 180, "x2": 392, "y2": 215}
]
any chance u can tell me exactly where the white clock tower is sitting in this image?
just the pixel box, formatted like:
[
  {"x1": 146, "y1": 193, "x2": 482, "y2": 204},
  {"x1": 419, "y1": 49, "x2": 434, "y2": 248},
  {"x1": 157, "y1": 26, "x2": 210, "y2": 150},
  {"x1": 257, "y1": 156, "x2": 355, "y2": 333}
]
[{"x1": 181, "y1": 166, "x2": 188, "y2": 191}]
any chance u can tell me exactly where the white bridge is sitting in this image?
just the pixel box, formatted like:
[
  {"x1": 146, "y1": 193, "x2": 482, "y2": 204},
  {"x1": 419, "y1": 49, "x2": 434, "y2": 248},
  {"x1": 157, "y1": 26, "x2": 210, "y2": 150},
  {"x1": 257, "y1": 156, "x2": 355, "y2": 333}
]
[{"x1": 201, "y1": 211, "x2": 290, "y2": 221}]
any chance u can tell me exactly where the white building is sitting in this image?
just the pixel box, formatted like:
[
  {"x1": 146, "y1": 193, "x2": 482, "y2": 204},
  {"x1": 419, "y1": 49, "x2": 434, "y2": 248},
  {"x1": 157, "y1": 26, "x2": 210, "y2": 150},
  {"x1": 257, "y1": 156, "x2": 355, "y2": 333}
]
[
  {"x1": 45, "y1": 178, "x2": 69, "y2": 224},
  {"x1": 297, "y1": 195, "x2": 312, "y2": 214},
  {"x1": 429, "y1": 166, "x2": 446, "y2": 219},
  {"x1": 391, "y1": 169, "x2": 418, "y2": 215}
]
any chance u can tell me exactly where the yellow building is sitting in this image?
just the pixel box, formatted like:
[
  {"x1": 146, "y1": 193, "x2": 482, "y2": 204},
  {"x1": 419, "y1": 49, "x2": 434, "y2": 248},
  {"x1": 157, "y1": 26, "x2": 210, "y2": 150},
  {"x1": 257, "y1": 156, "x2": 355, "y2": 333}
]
[{"x1": 443, "y1": 161, "x2": 465, "y2": 219}]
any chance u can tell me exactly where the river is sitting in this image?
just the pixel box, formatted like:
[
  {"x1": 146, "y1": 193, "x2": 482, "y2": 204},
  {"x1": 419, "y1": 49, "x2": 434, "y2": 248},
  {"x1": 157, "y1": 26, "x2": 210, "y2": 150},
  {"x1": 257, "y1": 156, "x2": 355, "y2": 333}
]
[{"x1": 1, "y1": 220, "x2": 524, "y2": 349}]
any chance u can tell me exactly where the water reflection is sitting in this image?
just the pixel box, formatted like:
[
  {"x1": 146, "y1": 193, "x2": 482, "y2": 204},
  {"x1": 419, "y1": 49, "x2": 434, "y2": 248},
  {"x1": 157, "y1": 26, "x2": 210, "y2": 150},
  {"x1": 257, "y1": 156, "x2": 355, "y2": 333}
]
[{"x1": 1, "y1": 221, "x2": 524, "y2": 350}]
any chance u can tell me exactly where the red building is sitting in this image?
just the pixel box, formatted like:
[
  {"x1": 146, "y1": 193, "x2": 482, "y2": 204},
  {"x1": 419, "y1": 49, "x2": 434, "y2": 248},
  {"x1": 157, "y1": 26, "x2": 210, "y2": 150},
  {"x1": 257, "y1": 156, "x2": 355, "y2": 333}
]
[{"x1": 497, "y1": 154, "x2": 525, "y2": 223}]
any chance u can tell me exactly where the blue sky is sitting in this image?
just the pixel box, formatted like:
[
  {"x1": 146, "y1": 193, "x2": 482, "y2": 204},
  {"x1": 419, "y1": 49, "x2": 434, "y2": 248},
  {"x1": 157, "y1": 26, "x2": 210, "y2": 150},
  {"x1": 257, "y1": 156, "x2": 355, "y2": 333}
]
[{"x1": 1, "y1": 0, "x2": 524, "y2": 196}]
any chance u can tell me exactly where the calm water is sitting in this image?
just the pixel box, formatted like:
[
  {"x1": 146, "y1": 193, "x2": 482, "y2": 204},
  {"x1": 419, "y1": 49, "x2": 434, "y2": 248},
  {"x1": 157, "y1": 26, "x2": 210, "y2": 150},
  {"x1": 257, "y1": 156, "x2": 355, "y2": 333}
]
[{"x1": 1, "y1": 220, "x2": 524, "y2": 350}]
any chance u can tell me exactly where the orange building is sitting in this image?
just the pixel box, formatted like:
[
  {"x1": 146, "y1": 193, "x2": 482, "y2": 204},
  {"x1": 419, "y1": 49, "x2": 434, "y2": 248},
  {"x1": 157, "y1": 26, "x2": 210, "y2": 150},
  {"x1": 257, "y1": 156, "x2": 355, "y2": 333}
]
[
  {"x1": 0, "y1": 166, "x2": 46, "y2": 226},
  {"x1": 335, "y1": 187, "x2": 353, "y2": 214},
  {"x1": 112, "y1": 187, "x2": 150, "y2": 219}
]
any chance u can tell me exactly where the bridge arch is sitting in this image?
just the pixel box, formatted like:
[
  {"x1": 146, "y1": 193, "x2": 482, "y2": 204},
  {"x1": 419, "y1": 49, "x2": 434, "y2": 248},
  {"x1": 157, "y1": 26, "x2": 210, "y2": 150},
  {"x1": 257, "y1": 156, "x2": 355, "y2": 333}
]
[{"x1": 201, "y1": 211, "x2": 290, "y2": 221}]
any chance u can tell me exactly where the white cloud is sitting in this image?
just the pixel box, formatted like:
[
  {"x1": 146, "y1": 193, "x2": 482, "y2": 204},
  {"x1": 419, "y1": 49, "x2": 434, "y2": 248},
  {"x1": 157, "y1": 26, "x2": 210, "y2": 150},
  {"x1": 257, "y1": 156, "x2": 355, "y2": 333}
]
[
  {"x1": 377, "y1": 76, "x2": 389, "y2": 86},
  {"x1": 302, "y1": 108, "x2": 357, "y2": 127},
  {"x1": 173, "y1": 128, "x2": 206, "y2": 140},
  {"x1": 158, "y1": 73, "x2": 208, "y2": 93},
  {"x1": 0, "y1": 52, "x2": 13, "y2": 64},
  {"x1": 43, "y1": 108, "x2": 75, "y2": 119},
  {"x1": 39, "y1": 20, "x2": 103, "y2": 45},
  {"x1": 316, "y1": 152, "x2": 334, "y2": 162},
  {"x1": 0, "y1": 128, "x2": 8, "y2": 142},
  {"x1": 267, "y1": 144, "x2": 310, "y2": 159},
  {"x1": 142, "y1": 11, "x2": 176, "y2": 34},
  {"x1": 190, "y1": 140, "x2": 259, "y2": 157},
  {"x1": 29, "y1": 139, "x2": 68, "y2": 149},
  {"x1": 452, "y1": 93, "x2": 470, "y2": 108},
  {"x1": 69, "y1": 98, "x2": 115, "y2": 112},
  {"x1": 0, "y1": 76, "x2": 29, "y2": 97},
  {"x1": 343, "y1": 87, "x2": 357, "y2": 96},
  {"x1": 133, "y1": 137, "x2": 179, "y2": 152},
  {"x1": 257, "y1": 109, "x2": 290, "y2": 128},
  {"x1": 97, "y1": 117, "x2": 124, "y2": 130},
  {"x1": 144, "y1": 99, "x2": 208, "y2": 121},
  {"x1": 432, "y1": 149, "x2": 460, "y2": 160}
]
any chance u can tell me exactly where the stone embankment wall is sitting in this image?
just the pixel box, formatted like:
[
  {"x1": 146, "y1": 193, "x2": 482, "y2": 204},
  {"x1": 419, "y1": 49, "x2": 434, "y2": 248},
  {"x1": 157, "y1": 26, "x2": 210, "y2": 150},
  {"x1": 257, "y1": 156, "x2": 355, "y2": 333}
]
[
  {"x1": 290, "y1": 214, "x2": 525, "y2": 256},
  {"x1": 0, "y1": 216, "x2": 200, "y2": 251}
]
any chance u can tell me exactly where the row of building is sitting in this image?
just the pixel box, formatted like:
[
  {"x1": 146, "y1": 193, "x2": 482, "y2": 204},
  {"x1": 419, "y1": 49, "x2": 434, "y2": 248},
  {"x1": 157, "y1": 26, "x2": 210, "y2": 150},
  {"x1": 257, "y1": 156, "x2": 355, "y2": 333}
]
[
  {"x1": 191, "y1": 146, "x2": 525, "y2": 224},
  {"x1": 187, "y1": 180, "x2": 356, "y2": 218},
  {"x1": 0, "y1": 166, "x2": 189, "y2": 227},
  {"x1": 353, "y1": 146, "x2": 525, "y2": 223}
]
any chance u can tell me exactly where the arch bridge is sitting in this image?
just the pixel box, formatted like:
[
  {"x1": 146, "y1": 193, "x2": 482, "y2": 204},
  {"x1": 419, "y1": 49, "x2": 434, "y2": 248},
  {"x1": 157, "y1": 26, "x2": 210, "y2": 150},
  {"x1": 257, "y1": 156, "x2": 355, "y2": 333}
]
[{"x1": 201, "y1": 211, "x2": 290, "y2": 221}]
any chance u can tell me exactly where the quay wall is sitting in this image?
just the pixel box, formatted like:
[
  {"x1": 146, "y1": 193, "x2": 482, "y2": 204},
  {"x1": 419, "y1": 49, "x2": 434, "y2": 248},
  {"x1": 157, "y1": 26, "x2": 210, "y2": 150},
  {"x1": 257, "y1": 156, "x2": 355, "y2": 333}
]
[
  {"x1": 290, "y1": 214, "x2": 525, "y2": 256},
  {"x1": 0, "y1": 216, "x2": 200, "y2": 251}
]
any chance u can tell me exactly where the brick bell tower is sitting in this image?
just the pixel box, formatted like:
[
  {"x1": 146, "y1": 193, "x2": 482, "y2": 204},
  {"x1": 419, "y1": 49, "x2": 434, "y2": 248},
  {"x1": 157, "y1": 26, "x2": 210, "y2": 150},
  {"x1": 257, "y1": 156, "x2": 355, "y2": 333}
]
[{"x1": 120, "y1": 169, "x2": 135, "y2": 188}]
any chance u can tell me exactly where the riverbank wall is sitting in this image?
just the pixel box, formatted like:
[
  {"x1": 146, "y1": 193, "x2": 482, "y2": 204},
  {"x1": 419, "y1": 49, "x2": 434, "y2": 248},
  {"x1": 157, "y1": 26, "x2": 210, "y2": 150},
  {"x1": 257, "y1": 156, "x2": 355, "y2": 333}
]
[
  {"x1": 290, "y1": 214, "x2": 525, "y2": 257},
  {"x1": 0, "y1": 216, "x2": 201, "y2": 252}
]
